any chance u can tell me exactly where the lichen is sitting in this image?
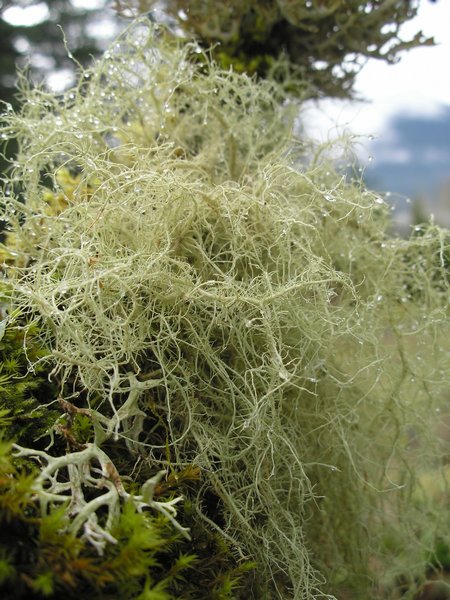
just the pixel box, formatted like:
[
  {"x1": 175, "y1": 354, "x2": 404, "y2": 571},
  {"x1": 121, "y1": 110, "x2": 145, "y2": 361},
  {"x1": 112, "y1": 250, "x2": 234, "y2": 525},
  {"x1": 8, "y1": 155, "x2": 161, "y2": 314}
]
[
  {"x1": 0, "y1": 20, "x2": 448, "y2": 599},
  {"x1": 0, "y1": 437, "x2": 198, "y2": 599}
]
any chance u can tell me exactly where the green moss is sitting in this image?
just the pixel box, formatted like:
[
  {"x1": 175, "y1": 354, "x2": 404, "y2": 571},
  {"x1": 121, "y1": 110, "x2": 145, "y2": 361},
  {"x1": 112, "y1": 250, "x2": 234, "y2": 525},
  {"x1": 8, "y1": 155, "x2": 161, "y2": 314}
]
[{"x1": 0, "y1": 308, "x2": 55, "y2": 442}]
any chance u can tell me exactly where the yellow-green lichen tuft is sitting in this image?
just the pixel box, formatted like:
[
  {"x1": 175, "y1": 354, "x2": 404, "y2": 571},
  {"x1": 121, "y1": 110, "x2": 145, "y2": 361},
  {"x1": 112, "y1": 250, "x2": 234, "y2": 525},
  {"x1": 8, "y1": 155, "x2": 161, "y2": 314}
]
[{"x1": 0, "y1": 20, "x2": 448, "y2": 599}]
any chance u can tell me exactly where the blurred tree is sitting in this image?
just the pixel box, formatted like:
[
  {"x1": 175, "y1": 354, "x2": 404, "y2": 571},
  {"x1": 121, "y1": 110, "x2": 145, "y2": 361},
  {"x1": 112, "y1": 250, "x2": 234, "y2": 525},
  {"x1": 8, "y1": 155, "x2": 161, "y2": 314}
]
[
  {"x1": 0, "y1": 1, "x2": 438, "y2": 107},
  {"x1": 113, "y1": 0, "x2": 434, "y2": 99},
  {"x1": 0, "y1": 0, "x2": 119, "y2": 108},
  {"x1": 0, "y1": 0, "x2": 121, "y2": 174}
]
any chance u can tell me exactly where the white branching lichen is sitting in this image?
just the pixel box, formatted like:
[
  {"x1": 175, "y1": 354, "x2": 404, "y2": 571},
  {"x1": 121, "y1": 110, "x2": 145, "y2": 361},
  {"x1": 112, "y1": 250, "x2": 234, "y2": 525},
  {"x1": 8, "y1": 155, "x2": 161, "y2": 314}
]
[{"x1": 13, "y1": 443, "x2": 189, "y2": 554}]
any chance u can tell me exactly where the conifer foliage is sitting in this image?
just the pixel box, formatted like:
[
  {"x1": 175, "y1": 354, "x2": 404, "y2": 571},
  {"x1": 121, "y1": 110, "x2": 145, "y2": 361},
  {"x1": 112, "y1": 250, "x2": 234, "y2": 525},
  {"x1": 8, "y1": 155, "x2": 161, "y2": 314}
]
[{"x1": 114, "y1": 0, "x2": 433, "y2": 97}]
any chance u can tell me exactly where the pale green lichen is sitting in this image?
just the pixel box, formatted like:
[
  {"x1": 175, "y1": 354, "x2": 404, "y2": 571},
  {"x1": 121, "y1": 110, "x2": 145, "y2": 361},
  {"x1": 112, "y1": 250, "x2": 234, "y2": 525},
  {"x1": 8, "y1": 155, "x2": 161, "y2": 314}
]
[
  {"x1": 1, "y1": 20, "x2": 449, "y2": 599},
  {"x1": 12, "y1": 443, "x2": 189, "y2": 554}
]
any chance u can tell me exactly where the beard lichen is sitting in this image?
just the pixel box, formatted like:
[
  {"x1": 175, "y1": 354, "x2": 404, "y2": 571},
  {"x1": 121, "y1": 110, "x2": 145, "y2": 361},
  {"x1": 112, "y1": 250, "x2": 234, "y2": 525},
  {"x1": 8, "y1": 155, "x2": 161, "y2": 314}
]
[{"x1": 1, "y1": 20, "x2": 449, "y2": 600}]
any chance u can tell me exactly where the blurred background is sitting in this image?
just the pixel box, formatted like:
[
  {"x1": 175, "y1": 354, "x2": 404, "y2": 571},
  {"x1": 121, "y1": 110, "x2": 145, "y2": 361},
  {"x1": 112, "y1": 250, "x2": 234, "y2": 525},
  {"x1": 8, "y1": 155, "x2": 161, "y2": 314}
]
[{"x1": 0, "y1": 0, "x2": 449, "y2": 234}]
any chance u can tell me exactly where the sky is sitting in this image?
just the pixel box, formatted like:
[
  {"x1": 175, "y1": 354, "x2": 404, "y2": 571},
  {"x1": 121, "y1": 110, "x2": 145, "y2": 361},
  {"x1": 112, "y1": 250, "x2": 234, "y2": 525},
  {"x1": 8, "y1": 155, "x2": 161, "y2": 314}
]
[
  {"x1": 300, "y1": 1, "x2": 450, "y2": 228},
  {"x1": 304, "y1": 0, "x2": 450, "y2": 144}
]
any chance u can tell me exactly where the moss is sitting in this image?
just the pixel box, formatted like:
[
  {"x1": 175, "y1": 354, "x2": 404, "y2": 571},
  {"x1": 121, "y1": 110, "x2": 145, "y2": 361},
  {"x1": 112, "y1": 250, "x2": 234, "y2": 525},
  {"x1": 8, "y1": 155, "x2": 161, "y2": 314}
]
[{"x1": 0, "y1": 296, "x2": 59, "y2": 447}]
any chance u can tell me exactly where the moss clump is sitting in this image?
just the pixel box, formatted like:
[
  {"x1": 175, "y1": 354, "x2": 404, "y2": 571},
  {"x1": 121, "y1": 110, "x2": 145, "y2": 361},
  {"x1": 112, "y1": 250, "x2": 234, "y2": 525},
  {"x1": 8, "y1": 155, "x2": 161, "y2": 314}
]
[
  {"x1": 0, "y1": 20, "x2": 449, "y2": 599},
  {"x1": 0, "y1": 295, "x2": 58, "y2": 447}
]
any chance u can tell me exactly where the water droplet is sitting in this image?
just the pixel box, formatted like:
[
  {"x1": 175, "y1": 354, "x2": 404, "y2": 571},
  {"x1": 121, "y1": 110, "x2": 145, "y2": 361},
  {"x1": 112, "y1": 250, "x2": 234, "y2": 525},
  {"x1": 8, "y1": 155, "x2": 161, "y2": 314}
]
[{"x1": 376, "y1": 294, "x2": 383, "y2": 302}]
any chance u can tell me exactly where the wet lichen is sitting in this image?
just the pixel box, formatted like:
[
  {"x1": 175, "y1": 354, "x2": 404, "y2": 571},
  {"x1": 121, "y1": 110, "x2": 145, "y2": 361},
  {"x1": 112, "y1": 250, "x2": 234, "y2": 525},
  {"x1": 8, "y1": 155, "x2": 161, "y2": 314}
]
[{"x1": 0, "y1": 19, "x2": 448, "y2": 600}]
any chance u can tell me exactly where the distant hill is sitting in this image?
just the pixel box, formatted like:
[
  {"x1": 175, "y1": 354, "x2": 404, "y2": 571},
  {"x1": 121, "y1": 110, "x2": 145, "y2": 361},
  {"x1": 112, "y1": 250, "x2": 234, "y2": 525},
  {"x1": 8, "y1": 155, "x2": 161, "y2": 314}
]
[{"x1": 364, "y1": 105, "x2": 450, "y2": 229}]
